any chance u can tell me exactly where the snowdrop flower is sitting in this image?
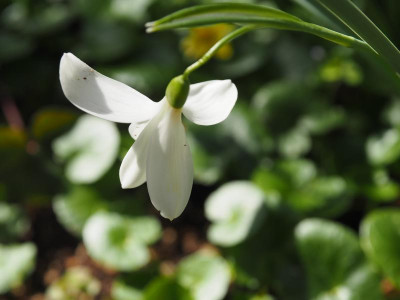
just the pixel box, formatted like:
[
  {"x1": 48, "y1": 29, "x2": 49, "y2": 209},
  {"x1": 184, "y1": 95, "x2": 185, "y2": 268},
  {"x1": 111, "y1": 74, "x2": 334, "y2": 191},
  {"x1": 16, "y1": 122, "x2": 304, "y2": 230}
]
[{"x1": 59, "y1": 53, "x2": 237, "y2": 220}]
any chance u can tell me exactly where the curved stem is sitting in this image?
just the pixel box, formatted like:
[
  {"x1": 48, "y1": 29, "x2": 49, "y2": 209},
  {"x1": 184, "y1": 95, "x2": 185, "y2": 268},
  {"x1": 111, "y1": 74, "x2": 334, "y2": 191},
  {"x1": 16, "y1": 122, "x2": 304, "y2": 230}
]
[{"x1": 183, "y1": 25, "x2": 257, "y2": 77}]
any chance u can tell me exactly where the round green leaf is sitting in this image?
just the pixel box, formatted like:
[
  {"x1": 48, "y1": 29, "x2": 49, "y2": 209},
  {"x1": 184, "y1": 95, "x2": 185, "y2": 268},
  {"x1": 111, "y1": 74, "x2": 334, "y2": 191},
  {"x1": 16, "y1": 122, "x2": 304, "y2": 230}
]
[
  {"x1": 112, "y1": 279, "x2": 143, "y2": 300},
  {"x1": 144, "y1": 277, "x2": 193, "y2": 300},
  {"x1": 361, "y1": 209, "x2": 400, "y2": 288},
  {"x1": 52, "y1": 115, "x2": 120, "y2": 184},
  {"x1": 127, "y1": 216, "x2": 162, "y2": 245},
  {"x1": 205, "y1": 181, "x2": 267, "y2": 247},
  {"x1": 177, "y1": 252, "x2": 231, "y2": 300},
  {"x1": 295, "y1": 219, "x2": 383, "y2": 300},
  {"x1": 0, "y1": 243, "x2": 36, "y2": 294},
  {"x1": 278, "y1": 127, "x2": 311, "y2": 158},
  {"x1": 83, "y1": 212, "x2": 161, "y2": 271},
  {"x1": 53, "y1": 186, "x2": 108, "y2": 236},
  {"x1": 367, "y1": 128, "x2": 400, "y2": 166}
]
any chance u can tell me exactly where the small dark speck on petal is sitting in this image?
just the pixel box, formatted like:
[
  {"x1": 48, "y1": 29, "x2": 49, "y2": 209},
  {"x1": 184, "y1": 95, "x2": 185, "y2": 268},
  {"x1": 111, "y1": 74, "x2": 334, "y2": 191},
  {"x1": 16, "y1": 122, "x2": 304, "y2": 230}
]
[{"x1": 83, "y1": 77, "x2": 87, "y2": 80}]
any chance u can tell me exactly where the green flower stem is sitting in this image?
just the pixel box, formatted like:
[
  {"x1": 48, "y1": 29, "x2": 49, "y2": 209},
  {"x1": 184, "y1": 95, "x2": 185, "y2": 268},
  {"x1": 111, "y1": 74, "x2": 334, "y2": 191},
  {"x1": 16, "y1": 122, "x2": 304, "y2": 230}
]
[
  {"x1": 316, "y1": 0, "x2": 400, "y2": 74},
  {"x1": 183, "y1": 25, "x2": 257, "y2": 77},
  {"x1": 152, "y1": 14, "x2": 400, "y2": 89}
]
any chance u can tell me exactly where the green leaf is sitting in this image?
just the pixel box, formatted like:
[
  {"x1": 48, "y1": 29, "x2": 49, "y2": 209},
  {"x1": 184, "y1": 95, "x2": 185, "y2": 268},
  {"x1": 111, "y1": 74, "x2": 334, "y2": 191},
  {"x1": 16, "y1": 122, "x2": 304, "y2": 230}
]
[
  {"x1": 144, "y1": 277, "x2": 193, "y2": 300},
  {"x1": 295, "y1": 219, "x2": 383, "y2": 300},
  {"x1": 288, "y1": 176, "x2": 350, "y2": 216},
  {"x1": 315, "y1": 0, "x2": 400, "y2": 74},
  {"x1": 177, "y1": 252, "x2": 231, "y2": 300},
  {"x1": 0, "y1": 203, "x2": 30, "y2": 242},
  {"x1": 278, "y1": 127, "x2": 311, "y2": 158},
  {"x1": 360, "y1": 209, "x2": 400, "y2": 288},
  {"x1": 112, "y1": 279, "x2": 143, "y2": 300},
  {"x1": 383, "y1": 98, "x2": 400, "y2": 127},
  {"x1": 53, "y1": 186, "x2": 108, "y2": 236},
  {"x1": 53, "y1": 115, "x2": 120, "y2": 184},
  {"x1": 148, "y1": 3, "x2": 399, "y2": 84},
  {"x1": 277, "y1": 159, "x2": 317, "y2": 187},
  {"x1": 148, "y1": 3, "x2": 301, "y2": 29},
  {"x1": 83, "y1": 212, "x2": 161, "y2": 271},
  {"x1": 366, "y1": 128, "x2": 400, "y2": 166},
  {"x1": 187, "y1": 134, "x2": 223, "y2": 185},
  {"x1": 205, "y1": 181, "x2": 267, "y2": 247},
  {"x1": 0, "y1": 243, "x2": 36, "y2": 294},
  {"x1": 363, "y1": 170, "x2": 400, "y2": 202},
  {"x1": 31, "y1": 108, "x2": 77, "y2": 140},
  {"x1": 147, "y1": 3, "x2": 371, "y2": 50},
  {"x1": 232, "y1": 292, "x2": 275, "y2": 300}
]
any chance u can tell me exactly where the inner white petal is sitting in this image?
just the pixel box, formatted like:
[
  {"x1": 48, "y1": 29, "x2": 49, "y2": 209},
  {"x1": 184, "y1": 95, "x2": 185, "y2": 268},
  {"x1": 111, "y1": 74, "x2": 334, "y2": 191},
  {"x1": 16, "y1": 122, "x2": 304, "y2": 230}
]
[
  {"x1": 146, "y1": 105, "x2": 193, "y2": 220},
  {"x1": 119, "y1": 102, "x2": 168, "y2": 189}
]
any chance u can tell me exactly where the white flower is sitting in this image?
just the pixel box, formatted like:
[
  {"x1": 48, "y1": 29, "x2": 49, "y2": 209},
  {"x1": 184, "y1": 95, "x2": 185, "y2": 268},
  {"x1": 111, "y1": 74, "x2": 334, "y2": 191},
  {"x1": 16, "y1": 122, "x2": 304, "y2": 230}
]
[{"x1": 59, "y1": 53, "x2": 238, "y2": 220}]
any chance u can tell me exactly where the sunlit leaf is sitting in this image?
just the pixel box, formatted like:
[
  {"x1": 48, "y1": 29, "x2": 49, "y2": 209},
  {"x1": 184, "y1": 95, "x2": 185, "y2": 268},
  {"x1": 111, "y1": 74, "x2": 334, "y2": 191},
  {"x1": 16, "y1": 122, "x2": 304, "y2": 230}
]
[
  {"x1": 144, "y1": 277, "x2": 193, "y2": 300},
  {"x1": 109, "y1": 0, "x2": 155, "y2": 22},
  {"x1": 83, "y1": 212, "x2": 161, "y2": 271},
  {"x1": 295, "y1": 219, "x2": 383, "y2": 300},
  {"x1": 363, "y1": 170, "x2": 400, "y2": 202},
  {"x1": 277, "y1": 159, "x2": 317, "y2": 187},
  {"x1": 205, "y1": 181, "x2": 267, "y2": 247},
  {"x1": 383, "y1": 98, "x2": 400, "y2": 127},
  {"x1": 367, "y1": 128, "x2": 400, "y2": 166},
  {"x1": 0, "y1": 243, "x2": 36, "y2": 294},
  {"x1": 112, "y1": 279, "x2": 143, "y2": 300},
  {"x1": 177, "y1": 252, "x2": 231, "y2": 300},
  {"x1": 319, "y1": 55, "x2": 363, "y2": 85},
  {"x1": 360, "y1": 209, "x2": 400, "y2": 288},
  {"x1": 53, "y1": 115, "x2": 120, "y2": 184},
  {"x1": 278, "y1": 127, "x2": 311, "y2": 158}
]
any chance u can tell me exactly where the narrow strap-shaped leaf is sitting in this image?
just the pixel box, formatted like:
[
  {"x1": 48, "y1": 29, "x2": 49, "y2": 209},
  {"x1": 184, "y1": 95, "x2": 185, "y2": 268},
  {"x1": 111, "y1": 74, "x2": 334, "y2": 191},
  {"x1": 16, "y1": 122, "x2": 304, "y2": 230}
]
[
  {"x1": 316, "y1": 0, "x2": 400, "y2": 74},
  {"x1": 147, "y1": 3, "x2": 400, "y2": 90},
  {"x1": 293, "y1": 0, "x2": 353, "y2": 36},
  {"x1": 147, "y1": 2, "x2": 301, "y2": 28}
]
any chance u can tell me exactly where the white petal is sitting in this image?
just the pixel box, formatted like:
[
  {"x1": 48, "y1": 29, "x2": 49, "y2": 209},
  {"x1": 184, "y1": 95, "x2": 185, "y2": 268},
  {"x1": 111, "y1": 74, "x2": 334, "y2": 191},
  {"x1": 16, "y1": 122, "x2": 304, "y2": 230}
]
[
  {"x1": 119, "y1": 103, "x2": 168, "y2": 188},
  {"x1": 128, "y1": 98, "x2": 166, "y2": 140},
  {"x1": 60, "y1": 53, "x2": 159, "y2": 123},
  {"x1": 146, "y1": 106, "x2": 193, "y2": 220},
  {"x1": 182, "y1": 80, "x2": 238, "y2": 126},
  {"x1": 129, "y1": 122, "x2": 149, "y2": 140}
]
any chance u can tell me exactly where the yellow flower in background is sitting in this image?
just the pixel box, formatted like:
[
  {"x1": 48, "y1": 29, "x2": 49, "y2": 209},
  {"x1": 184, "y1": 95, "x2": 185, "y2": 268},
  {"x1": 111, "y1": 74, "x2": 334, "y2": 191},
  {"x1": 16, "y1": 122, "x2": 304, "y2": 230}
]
[{"x1": 181, "y1": 24, "x2": 235, "y2": 60}]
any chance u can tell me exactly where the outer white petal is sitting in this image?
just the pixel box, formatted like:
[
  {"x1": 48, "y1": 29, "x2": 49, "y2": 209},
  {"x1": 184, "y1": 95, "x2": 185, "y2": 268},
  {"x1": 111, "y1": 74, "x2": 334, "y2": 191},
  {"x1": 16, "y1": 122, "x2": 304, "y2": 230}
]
[
  {"x1": 182, "y1": 80, "x2": 238, "y2": 126},
  {"x1": 146, "y1": 106, "x2": 193, "y2": 220},
  {"x1": 60, "y1": 53, "x2": 159, "y2": 123},
  {"x1": 119, "y1": 103, "x2": 167, "y2": 188}
]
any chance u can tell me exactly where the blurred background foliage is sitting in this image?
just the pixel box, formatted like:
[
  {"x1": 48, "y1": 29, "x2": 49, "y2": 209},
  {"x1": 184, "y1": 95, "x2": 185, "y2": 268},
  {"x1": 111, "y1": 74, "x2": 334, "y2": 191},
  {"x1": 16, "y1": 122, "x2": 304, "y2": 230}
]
[{"x1": 1, "y1": 0, "x2": 400, "y2": 299}]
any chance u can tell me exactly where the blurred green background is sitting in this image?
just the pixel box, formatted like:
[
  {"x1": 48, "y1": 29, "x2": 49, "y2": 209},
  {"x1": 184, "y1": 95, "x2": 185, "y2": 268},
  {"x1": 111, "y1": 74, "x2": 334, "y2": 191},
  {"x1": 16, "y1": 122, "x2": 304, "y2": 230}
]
[{"x1": 1, "y1": 0, "x2": 400, "y2": 299}]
